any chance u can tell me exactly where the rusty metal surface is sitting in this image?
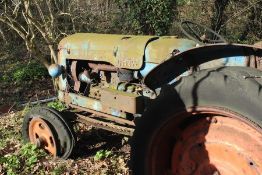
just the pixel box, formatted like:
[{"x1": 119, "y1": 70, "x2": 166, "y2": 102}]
[
  {"x1": 171, "y1": 107, "x2": 262, "y2": 175},
  {"x1": 246, "y1": 41, "x2": 262, "y2": 70},
  {"x1": 58, "y1": 33, "x2": 157, "y2": 69},
  {"x1": 172, "y1": 116, "x2": 262, "y2": 174},
  {"x1": 69, "y1": 103, "x2": 135, "y2": 126},
  {"x1": 61, "y1": 91, "x2": 135, "y2": 118},
  {"x1": 88, "y1": 63, "x2": 117, "y2": 72},
  {"x1": 29, "y1": 118, "x2": 57, "y2": 156},
  {"x1": 145, "y1": 37, "x2": 196, "y2": 64},
  {"x1": 146, "y1": 106, "x2": 262, "y2": 175},
  {"x1": 71, "y1": 61, "x2": 81, "y2": 92},
  {"x1": 100, "y1": 88, "x2": 144, "y2": 114},
  {"x1": 57, "y1": 48, "x2": 67, "y2": 91},
  {"x1": 76, "y1": 113, "x2": 134, "y2": 136},
  {"x1": 144, "y1": 43, "x2": 262, "y2": 89}
]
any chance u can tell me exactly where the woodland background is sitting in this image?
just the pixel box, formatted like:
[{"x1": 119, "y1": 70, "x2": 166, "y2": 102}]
[{"x1": 0, "y1": 0, "x2": 262, "y2": 64}]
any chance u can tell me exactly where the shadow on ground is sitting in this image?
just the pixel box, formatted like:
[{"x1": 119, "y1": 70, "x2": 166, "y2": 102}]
[{"x1": 71, "y1": 126, "x2": 130, "y2": 159}]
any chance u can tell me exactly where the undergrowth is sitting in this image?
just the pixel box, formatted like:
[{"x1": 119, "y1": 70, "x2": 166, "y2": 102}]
[
  {"x1": 94, "y1": 149, "x2": 112, "y2": 161},
  {"x1": 0, "y1": 106, "x2": 130, "y2": 174},
  {"x1": 47, "y1": 101, "x2": 67, "y2": 112},
  {"x1": 1, "y1": 60, "x2": 48, "y2": 83},
  {"x1": 0, "y1": 143, "x2": 47, "y2": 175}
]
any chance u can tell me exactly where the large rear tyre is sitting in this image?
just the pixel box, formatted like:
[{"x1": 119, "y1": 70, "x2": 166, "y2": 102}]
[
  {"x1": 22, "y1": 107, "x2": 75, "y2": 159},
  {"x1": 132, "y1": 67, "x2": 262, "y2": 175}
]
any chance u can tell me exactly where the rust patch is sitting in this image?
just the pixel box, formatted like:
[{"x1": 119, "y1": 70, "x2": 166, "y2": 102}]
[
  {"x1": 70, "y1": 61, "x2": 80, "y2": 92},
  {"x1": 246, "y1": 41, "x2": 262, "y2": 70},
  {"x1": 100, "y1": 88, "x2": 144, "y2": 114},
  {"x1": 69, "y1": 103, "x2": 135, "y2": 126},
  {"x1": 76, "y1": 113, "x2": 134, "y2": 136},
  {"x1": 88, "y1": 63, "x2": 117, "y2": 72}
]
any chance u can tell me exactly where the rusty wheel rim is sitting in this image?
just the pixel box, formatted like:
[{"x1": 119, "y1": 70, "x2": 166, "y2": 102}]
[
  {"x1": 148, "y1": 107, "x2": 262, "y2": 175},
  {"x1": 28, "y1": 118, "x2": 57, "y2": 156}
]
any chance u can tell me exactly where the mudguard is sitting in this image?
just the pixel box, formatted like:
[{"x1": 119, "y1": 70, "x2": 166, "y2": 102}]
[{"x1": 144, "y1": 43, "x2": 262, "y2": 90}]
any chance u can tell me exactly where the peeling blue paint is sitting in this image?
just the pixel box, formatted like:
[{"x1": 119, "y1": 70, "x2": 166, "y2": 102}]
[
  {"x1": 140, "y1": 63, "x2": 157, "y2": 77},
  {"x1": 62, "y1": 92, "x2": 125, "y2": 117},
  {"x1": 223, "y1": 56, "x2": 246, "y2": 66},
  {"x1": 111, "y1": 108, "x2": 122, "y2": 117},
  {"x1": 68, "y1": 93, "x2": 103, "y2": 111}
]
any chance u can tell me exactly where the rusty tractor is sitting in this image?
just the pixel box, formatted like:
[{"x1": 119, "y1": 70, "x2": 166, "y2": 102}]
[{"x1": 22, "y1": 21, "x2": 262, "y2": 174}]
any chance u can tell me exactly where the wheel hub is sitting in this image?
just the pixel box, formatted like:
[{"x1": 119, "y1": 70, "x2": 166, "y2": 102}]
[
  {"x1": 171, "y1": 112, "x2": 262, "y2": 175},
  {"x1": 148, "y1": 107, "x2": 262, "y2": 175},
  {"x1": 28, "y1": 118, "x2": 57, "y2": 156}
]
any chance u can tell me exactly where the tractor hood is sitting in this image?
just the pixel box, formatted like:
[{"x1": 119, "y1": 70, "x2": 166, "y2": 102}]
[
  {"x1": 145, "y1": 37, "x2": 197, "y2": 64},
  {"x1": 58, "y1": 33, "x2": 197, "y2": 70}
]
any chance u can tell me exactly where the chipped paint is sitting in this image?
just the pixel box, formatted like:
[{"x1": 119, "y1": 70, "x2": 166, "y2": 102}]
[
  {"x1": 61, "y1": 91, "x2": 126, "y2": 117},
  {"x1": 200, "y1": 56, "x2": 246, "y2": 70},
  {"x1": 67, "y1": 93, "x2": 102, "y2": 111},
  {"x1": 140, "y1": 63, "x2": 158, "y2": 77},
  {"x1": 224, "y1": 56, "x2": 246, "y2": 66},
  {"x1": 111, "y1": 108, "x2": 122, "y2": 117},
  {"x1": 145, "y1": 37, "x2": 197, "y2": 64}
]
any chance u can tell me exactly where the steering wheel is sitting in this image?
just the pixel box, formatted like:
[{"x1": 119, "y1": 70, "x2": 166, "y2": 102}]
[{"x1": 180, "y1": 20, "x2": 227, "y2": 44}]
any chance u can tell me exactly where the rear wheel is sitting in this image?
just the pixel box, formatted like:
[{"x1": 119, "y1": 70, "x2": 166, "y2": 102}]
[{"x1": 132, "y1": 67, "x2": 262, "y2": 175}]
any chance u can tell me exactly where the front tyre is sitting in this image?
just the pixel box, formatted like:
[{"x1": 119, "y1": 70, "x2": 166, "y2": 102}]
[
  {"x1": 22, "y1": 107, "x2": 75, "y2": 159},
  {"x1": 132, "y1": 67, "x2": 262, "y2": 175}
]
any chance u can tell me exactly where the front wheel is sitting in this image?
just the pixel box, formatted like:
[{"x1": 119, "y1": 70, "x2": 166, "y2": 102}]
[
  {"x1": 132, "y1": 67, "x2": 262, "y2": 175},
  {"x1": 22, "y1": 107, "x2": 75, "y2": 159}
]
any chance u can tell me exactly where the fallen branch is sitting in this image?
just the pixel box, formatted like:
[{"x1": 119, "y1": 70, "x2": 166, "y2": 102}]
[{"x1": 21, "y1": 96, "x2": 57, "y2": 106}]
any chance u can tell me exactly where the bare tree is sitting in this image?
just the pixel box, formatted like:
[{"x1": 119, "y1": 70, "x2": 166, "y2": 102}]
[
  {"x1": 211, "y1": 0, "x2": 230, "y2": 32},
  {"x1": 0, "y1": 0, "x2": 78, "y2": 67}
]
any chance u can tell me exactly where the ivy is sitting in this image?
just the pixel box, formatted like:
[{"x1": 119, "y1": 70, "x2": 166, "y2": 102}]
[{"x1": 117, "y1": 0, "x2": 176, "y2": 35}]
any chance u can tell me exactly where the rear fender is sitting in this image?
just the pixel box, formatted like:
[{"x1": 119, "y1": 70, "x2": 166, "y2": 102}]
[{"x1": 144, "y1": 43, "x2": 262, "y2": 90}]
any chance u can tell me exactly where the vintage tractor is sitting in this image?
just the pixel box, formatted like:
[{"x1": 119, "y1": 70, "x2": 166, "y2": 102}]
[{"x1": 22, "y1": 21, "x2": 262, "y2": 174}]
